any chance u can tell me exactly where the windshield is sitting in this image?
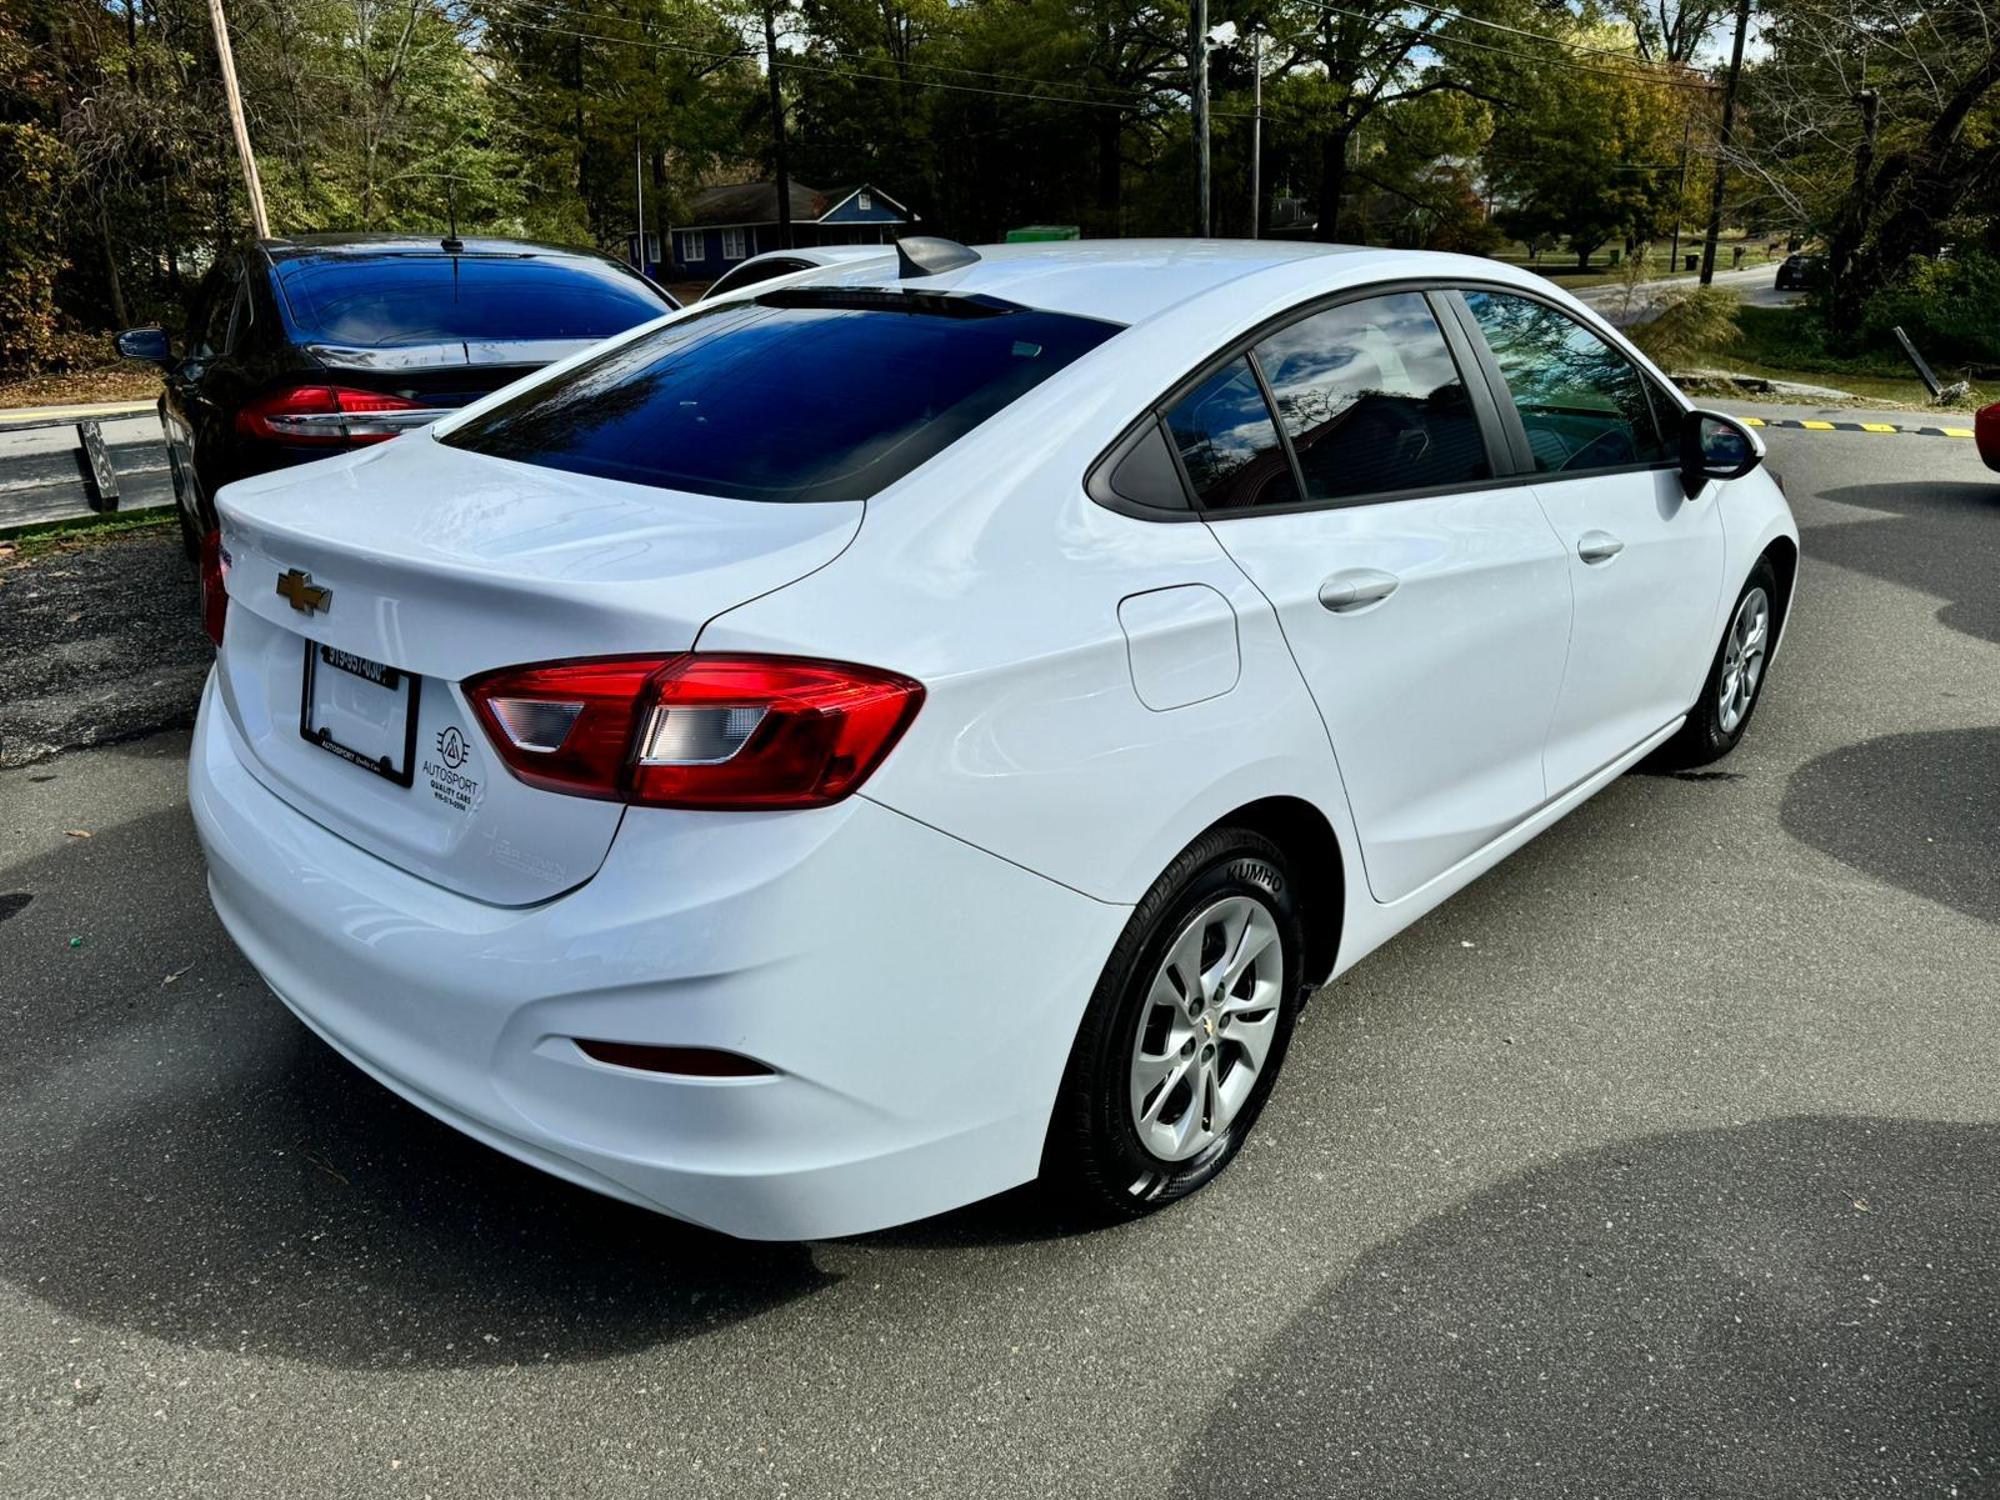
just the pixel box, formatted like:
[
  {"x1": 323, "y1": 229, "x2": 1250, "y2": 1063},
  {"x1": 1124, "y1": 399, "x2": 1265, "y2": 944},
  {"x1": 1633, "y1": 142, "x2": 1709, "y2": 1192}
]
[
  {"x1": 276, "y1": 254, "x2": 672, "y2": 348},
  {"x1": 440, "y1": 292, "x2": 1123, "y2": 503}
]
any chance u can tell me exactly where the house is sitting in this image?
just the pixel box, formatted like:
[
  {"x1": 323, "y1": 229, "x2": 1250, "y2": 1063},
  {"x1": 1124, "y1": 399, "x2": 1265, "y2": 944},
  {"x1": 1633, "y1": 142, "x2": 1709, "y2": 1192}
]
[{"x1": 668, "y1": 182, "x2": 915, "y2": 278}]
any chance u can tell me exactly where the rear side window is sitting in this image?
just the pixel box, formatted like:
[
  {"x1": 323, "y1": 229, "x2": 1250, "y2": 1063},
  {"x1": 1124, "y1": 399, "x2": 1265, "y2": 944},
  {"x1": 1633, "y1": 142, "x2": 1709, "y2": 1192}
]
[
  {"x1": 1462, "y1": 290, "x2": 1672, "y2": 473},
  {"x1": 1253, "y1": 292, "x2": 1490, "y2": 502},
  {"x1": 277, "y1": 254, "x2": 671, "y2": 347},
  {"x1": 441, "y1": 292, "x2": 1122, "y2": 503},
  {"x1": 1162, "y1": 357, "x2": 1298, "y2": 511}
]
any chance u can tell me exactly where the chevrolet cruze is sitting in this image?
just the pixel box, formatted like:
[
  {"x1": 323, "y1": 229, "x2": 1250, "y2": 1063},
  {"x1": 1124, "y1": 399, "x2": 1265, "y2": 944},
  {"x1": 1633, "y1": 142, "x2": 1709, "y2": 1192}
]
[{"x1": 189, "y1": 239, "x2": 1797, "y2": 1240}]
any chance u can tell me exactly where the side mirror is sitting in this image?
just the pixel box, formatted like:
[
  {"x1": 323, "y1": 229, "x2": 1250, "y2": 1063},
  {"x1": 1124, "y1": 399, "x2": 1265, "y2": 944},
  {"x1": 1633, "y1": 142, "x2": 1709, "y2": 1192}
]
[
  {"x1": 114, "y1": 327, "x2": 173, "y2": 366},
  {"x1": 1679, "y1": 407, "x2": 1763, "y2": 498}
]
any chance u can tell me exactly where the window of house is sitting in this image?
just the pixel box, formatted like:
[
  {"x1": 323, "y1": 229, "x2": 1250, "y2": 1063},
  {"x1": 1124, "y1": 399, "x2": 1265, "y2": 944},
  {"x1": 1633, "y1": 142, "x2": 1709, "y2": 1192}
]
[
  {"x1": 1161, "y1": 357, "x2": 1297, "y2": 511},
  {"x1": 720, "y1": 228, "x2": 748, "y2": 261},
  {"x1": 1252, "y1": 292, "x2": 1491, "y2": 503},
  {"x1": 1461, "y1": 290, "x2": 1672, "y2": 474},
  {"x1": 674, "y1": 231, "x2": 701, "y2": 264},
  {"x1": 858, "y1": 193, "x2": 872, "y2": 211}
]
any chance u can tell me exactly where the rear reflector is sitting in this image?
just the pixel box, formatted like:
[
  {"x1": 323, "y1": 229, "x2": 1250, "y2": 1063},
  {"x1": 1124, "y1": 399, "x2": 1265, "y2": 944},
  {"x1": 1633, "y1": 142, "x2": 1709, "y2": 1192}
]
[
  {"x1": 574, "y1": 1040, "x2": 775, "y2": 1077},
  {"x1": 199, "y1": 528, "x2": 230, "y2": 648},
  {"x1": 464, "y1": 654, "x2": 923, "y2": 810}
]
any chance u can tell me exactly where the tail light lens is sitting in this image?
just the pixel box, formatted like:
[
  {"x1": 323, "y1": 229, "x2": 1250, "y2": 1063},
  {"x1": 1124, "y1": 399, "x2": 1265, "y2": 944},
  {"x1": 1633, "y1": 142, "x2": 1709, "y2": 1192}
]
[
  {"x1": 235, "y1": 385, "x2": 434, "y2": 446},
  {"x1": 464, "y1": 654, "x2": 924, "y2": 810},
  {"x1": 199, "y1": 528, "x2": 230, "y2": 647}
]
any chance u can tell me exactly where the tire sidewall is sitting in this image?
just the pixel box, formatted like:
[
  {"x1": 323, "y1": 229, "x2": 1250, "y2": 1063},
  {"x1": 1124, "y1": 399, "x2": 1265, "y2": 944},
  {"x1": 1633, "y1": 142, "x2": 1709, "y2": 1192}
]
[
  {"x1": 1693, "y1": 559, "x2": 1780, "y2": 757},
  {"x1": 1073, "y1": 838, "x2": 1305, "y2": 1212}
]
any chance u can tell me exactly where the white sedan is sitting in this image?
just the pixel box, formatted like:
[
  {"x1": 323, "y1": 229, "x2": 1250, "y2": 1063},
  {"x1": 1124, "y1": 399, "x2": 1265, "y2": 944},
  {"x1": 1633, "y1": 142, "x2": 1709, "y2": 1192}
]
[{"x1": 189, "y1": 239, "x2": 1796, "y2": 1239}]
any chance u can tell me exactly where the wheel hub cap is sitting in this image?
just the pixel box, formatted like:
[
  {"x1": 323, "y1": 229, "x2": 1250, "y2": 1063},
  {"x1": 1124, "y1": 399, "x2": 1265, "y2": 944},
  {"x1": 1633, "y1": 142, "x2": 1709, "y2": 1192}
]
[
  {"x1": 1718, "y1": 585, "x2": 1771, "y2": 734},
  {"x1": 1127, "y1": 895, "x2": 1285, "y2": 1164}
]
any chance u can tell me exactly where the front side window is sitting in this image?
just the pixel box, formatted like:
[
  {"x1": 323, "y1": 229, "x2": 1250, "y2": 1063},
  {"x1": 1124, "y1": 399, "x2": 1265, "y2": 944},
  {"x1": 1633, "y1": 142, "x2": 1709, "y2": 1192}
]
[
  {"x1": 1253, "y1": 292, "x2": 1490, "y2": 502},
  {"x1": 1462, "y1": 290, "x2": 1671, "y2": 474},
  {"x1": 1162, "y1": 357, "x2": 1297, "y2": 511},
  {"x1": 442, "y1": 291, "x2": 1121, "y2": 503}
]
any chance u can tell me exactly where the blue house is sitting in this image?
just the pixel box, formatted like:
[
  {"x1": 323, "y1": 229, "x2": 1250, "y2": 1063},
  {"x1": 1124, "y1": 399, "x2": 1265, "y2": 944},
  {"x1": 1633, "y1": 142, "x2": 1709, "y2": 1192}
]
[{"x1": 668, "y1": 182, "x2": 915, "y2": 279}]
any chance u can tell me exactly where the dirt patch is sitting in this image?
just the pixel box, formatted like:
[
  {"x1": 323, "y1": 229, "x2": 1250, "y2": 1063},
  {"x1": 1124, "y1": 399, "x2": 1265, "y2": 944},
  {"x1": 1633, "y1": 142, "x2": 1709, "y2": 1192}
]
[
  {"x1": 0, "y1": 528, "x2": 211, "y2": 767},
  {"x1": 0, "y1": 366, "x2": 162, "y2": 410}
]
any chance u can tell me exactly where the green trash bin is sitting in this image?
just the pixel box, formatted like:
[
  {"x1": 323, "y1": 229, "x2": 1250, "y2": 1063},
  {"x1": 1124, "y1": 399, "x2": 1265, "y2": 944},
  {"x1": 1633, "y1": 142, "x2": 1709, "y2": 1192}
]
[{"x1": 1003, "y1": 226, "x2": 1080, "y2": 243}]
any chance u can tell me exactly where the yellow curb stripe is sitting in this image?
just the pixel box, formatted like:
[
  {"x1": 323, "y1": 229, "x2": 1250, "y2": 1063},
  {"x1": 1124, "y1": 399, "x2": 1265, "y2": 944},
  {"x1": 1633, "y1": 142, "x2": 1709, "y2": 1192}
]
[
  {"x1": 1738, "y1": 416, "x2": 1765, "y2": 426},
  {"x1": 1942, "y1": 427, "x2": 1974, "y2": 438},
  {"x1": 1859, "y1": 423, "x2": 1897, "y2": 433},
  {"x1": 1800, "y1": 420, "x2": 1836, "y2": 430}
]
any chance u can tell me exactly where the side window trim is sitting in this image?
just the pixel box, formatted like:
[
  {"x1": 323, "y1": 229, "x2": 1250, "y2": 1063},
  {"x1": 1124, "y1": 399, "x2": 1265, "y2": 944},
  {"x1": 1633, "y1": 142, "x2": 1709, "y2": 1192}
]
[
  {"x1": 1437, "y1": 289, "x2": 1535, "y2": 475},
  {"x1": 1422, "y1": 289, "x2": 1516, "y2": 482},
  {"x1": 1243, "y1": 347, "x2": 1311, "y2": 513}
]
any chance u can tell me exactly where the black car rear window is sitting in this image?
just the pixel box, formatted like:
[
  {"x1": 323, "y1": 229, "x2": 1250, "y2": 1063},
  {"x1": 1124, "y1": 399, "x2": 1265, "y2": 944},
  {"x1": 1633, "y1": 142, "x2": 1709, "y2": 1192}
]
[
  {"x1": 439, "y1": 292, "x2": 1123, "y2": 503},
  {"x1": 276, "y1": 254, "x2": 671, "y2": 347}
]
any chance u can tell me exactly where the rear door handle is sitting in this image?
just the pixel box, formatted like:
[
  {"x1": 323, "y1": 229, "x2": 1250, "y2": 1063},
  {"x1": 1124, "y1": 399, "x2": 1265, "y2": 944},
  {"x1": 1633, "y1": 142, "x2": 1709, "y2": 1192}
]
[
  {"x1": 1317, "y1": 568, "x2": 1400, "y2": 613},
  {"x1": 1577, "y1": 531, "x2": 1625, "y2": 564}
]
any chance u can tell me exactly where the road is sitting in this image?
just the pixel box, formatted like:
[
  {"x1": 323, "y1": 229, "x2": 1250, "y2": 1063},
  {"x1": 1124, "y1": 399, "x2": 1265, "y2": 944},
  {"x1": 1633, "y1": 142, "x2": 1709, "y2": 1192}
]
[
  {"x1": 3, "y1": 412, "x2": 1998, "y2": 1498},
  {"x1": 1574, "y1": 260, "x2": 1801, "y2": 326}
]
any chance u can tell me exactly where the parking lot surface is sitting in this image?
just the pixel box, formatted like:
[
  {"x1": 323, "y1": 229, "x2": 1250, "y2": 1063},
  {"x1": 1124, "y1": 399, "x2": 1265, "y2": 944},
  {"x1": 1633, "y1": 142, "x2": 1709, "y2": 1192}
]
[{"x1": 2, "y1": 412, "x2": 1997, "y2": 1497}]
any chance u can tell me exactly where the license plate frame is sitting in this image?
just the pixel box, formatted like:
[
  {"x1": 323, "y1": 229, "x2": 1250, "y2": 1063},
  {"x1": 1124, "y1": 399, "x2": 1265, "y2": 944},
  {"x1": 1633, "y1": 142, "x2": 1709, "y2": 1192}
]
[{"x1": 298, "y1": 640, "x2": 423, "y2": 788}]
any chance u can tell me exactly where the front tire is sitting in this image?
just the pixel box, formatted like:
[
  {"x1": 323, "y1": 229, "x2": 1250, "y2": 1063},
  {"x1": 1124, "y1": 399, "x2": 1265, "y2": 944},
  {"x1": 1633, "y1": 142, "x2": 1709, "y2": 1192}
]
[
  {"x1": 1654, "y1": 558, "x2": 1779, "y2": 768},
  {"x1": 1042, "y1": 827, "x2": 1305, "y2": 1223}
]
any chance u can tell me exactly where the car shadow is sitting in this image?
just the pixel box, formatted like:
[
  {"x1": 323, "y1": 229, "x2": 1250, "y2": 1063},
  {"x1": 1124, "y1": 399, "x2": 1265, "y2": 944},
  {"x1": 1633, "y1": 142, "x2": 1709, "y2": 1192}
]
[
  {"x1": 0, "y1": 804, "x2": 832, "y2": 1370},
  {"x1": 1812, "y1": 480, "x2": 2000, "y2": 646},
  {"x1": 1172, "y1": 1115, "x2": 2000, "y2": 1498},
  {"x1": 1778, "y1": 727, "x2": 2000, "y2": 925}
]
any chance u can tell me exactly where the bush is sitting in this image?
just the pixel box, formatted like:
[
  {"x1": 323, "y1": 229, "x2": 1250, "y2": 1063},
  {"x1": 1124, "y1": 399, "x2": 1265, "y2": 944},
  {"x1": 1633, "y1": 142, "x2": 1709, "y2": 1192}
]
[
  {"x1": 1858, "y1": 252, "x2": 2000, "y2": 367},
  {"x1": 1630, "y1": 285, "x2": 1742, "y2": 369}
]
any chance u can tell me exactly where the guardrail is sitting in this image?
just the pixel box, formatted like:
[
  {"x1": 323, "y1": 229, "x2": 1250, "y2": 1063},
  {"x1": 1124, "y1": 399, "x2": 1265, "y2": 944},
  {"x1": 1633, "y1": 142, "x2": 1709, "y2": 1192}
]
[{"x1": 0, "y1": 407, "x2": 173, "y2": 532}]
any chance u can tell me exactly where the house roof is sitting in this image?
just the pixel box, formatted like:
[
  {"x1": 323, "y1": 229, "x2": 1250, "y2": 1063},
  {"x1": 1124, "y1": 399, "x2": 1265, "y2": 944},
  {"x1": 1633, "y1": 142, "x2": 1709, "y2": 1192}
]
[{"x1": 679, "y1": 181, "x2": 909, "y2": 228}]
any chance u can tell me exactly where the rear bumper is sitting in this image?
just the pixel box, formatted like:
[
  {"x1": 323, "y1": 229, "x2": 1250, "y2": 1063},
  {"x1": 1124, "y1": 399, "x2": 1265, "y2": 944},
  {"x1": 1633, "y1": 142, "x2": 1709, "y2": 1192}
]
[{"x1": 190, "y1": 674, "x2": 1127, "y2": 1239}]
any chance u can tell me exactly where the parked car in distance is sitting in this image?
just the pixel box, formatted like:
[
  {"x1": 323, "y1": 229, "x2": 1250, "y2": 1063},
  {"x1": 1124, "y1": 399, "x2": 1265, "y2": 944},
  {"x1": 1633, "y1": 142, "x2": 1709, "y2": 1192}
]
[
  {"x1": 1775, "y1": 252, "x2": 1824, "y2": 291},
  {"x1": 114, "y1": 234, "x2": 679, "y2": 556},
  {"x1": 699, "y1": 243, "x2": 892, "y2": 300},
  {"x1": 189, "y1": 239, "x2": 1797, "y2": 1240}
]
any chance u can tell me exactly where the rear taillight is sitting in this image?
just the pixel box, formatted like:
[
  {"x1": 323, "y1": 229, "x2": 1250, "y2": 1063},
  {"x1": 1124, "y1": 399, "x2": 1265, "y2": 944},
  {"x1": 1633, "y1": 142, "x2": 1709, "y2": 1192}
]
[
  {"x1": 235, "y1": 385, "x2": 434, "y2": 446},
  {"x1": 199, "y1": 528, "x2": 230, "y2": 647},
  {"x1": 464, "y1": 654, "x2": 924, "y2": 810}
]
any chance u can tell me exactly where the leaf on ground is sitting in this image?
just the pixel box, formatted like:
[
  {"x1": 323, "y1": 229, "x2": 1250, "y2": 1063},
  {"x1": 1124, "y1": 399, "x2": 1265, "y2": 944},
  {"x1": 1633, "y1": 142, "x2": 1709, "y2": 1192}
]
[{"x1": 63, "y1": 828, "x2": 91, "y2": 838}]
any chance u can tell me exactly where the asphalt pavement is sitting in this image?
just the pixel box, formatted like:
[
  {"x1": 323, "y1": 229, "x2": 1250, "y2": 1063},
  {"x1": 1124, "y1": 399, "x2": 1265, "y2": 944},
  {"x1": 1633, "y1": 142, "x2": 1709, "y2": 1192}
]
[
  {"x1": 2, "y1": 410, "x2": 1997, "y2": 1497},
  {"x1": 1574, "y1": 260, "x2": 1798, "y2": 326}
]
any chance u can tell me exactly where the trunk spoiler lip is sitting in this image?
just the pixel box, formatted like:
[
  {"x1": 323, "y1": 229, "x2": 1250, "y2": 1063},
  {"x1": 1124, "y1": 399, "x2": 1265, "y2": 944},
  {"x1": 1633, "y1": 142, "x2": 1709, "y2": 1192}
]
[{"x1": 303, "y1": 337, "x2": 605, "y2": 372}]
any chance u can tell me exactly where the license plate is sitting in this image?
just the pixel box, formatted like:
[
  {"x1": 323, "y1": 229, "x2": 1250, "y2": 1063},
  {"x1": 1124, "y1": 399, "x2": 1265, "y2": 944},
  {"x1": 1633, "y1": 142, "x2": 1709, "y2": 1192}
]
[{"x1": 299, "y1": 641, "x2": 422, "y2": 787}]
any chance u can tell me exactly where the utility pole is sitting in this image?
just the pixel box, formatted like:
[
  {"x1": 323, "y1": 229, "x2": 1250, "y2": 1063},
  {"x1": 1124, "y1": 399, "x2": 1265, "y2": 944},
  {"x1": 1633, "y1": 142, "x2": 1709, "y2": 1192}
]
[
  {"x1": 207, "y1": 0, "x2": 269, "y2": 238},
  {"x1": 764, "y1": 0, "x2": 792, "y2": 250},
  {"x1": 1668, "y1": 111, "x2": 1692, "y2": 274},
  {"x1": 634, "y1": 135, "x2": 646, "y2": 272},
  {"x1": 1193, "y1": 0, "x2": 1210, "y2": 237},
  {"x1": 1698, "y1": 0, "x2": 1750, "y2": 285},
  {"x1": 1250, "y1": 28, "x2": 1264, "y2": 239}
]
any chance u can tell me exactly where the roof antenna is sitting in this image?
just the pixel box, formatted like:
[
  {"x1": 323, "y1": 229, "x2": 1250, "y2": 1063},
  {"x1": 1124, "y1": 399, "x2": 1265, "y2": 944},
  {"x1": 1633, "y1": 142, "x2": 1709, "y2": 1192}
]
[
  {"x1": 896, "y1": 236, "x2": 979, "y2": 279},
  {"x1": 442, "y1": 179, "x2": 464, "y2": 254}
]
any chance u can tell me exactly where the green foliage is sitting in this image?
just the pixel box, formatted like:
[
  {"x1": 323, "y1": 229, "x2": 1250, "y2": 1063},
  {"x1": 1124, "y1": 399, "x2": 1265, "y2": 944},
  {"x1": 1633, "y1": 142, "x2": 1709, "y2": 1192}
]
[
  {"x1": 1858, "y1": 252, "x2": 2000, "y2": 367},
  {"x1": 1628, "y1": 284, "x2": 1741, "y2": 368},
  {"x1": 0, "y1": 122, "x2": 73, "y2": 371}
]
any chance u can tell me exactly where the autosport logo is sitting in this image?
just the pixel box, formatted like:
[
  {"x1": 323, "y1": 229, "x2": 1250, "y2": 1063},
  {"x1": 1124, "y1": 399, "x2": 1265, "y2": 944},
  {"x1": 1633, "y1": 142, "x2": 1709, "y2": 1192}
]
[{"x1": 435, "y1": 725, "x2": 469, "y2": 769}]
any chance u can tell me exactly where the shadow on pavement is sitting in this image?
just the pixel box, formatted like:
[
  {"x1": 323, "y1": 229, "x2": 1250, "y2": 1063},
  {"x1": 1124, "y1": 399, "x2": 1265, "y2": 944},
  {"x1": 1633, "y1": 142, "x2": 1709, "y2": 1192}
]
[
  {"x1": 1813, "y1": 481, "x2": 2000, "y2": 646},
  {"x1": 0, "y1": 804, "x2": 832, "y2": 1370},
  {"x1": 1779, "y1": 727, "x2": 2000, "y2": 925},
  {"x1": 1175, "y1": 1116, "x2": 2000, "y2": 1498}
]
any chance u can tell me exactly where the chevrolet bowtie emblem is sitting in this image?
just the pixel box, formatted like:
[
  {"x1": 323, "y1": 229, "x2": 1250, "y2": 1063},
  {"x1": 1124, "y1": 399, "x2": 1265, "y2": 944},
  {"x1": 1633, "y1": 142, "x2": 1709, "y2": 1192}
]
[{"x1": 275, "y1": 568, "x2": 331, "y2": 615}]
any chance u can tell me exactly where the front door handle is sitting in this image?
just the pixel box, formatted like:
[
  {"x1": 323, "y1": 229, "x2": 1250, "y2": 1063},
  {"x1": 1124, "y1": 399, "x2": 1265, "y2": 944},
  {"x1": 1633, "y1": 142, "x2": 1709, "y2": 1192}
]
[
  {"x1": 1318, "y1": 568, "x2": 1401, "y2": 613},
  {"x1": 1577, "y1": 530, "x2": 1626, "y2": 564}
]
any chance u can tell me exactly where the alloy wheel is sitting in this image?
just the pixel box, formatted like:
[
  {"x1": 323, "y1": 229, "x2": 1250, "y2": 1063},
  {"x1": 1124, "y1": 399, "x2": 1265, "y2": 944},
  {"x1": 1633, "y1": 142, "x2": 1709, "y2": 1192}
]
[{"x1": 1718, "y1": 585, "x2": 1771, "y2": 734}]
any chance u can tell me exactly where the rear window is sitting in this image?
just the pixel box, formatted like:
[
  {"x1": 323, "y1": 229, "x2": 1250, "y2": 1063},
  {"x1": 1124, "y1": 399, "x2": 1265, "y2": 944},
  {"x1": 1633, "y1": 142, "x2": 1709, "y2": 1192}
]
[
  {"x1": 276, "y1": 254, "x2": 671, "y2": 347},
  {"x1": 440, "y1": 291, "x2": 1122, "y2": 503}
]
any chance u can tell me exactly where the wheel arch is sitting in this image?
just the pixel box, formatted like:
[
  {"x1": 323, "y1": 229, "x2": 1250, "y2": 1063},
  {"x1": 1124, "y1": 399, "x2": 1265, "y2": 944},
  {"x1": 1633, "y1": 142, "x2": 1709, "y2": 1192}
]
[
  {"x1": 1199, "y1": 795, "x2": 1347, "y2": 990},
  {"x1": 1761, "y1": 533, "x2": 1799, "y2": 640}
]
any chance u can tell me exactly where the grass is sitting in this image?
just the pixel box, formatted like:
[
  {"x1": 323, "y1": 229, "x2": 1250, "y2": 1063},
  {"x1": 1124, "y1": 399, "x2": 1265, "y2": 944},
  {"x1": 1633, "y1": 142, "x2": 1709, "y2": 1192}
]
[
  {"x1": 1681, "y1": 304, "x2": 1996, "y2": 411},
  {"x1": 0, "y1": 509, "x2": 178, "y2": 555}
]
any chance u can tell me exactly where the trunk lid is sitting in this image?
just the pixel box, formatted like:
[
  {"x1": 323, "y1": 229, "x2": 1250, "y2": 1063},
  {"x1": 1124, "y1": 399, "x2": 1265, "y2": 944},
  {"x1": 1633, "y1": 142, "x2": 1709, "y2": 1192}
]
[{"x1": 213, "y1": 434, "x2": 861, "y2": 906}]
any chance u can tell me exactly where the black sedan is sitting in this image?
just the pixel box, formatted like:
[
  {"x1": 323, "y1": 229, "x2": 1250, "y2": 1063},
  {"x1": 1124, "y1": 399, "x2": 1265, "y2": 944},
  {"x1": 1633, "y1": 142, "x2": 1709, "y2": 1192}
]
[
  {"x1": 1775, "y1": 253, "x2": 1825, "y2": 291},
  {"x1": 116, "y1": 234, "x2": 679, "y2": 555}
]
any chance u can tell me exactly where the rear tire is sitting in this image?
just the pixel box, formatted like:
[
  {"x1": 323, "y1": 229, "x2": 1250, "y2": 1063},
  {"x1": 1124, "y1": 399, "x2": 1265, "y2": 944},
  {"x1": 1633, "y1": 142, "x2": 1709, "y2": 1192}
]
[
  {"x1": 1653, "y1": 558, "x2": 1780, "y2": 769},
  {"x1": 1041, "y1": 827, "x2": 1305, "y2": 1223}
]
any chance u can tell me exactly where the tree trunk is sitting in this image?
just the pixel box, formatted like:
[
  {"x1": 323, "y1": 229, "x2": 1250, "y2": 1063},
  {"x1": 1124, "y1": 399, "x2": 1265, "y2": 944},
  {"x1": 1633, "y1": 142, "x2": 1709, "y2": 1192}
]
[
  {"x1": 98, "y1": 198, "x2": 129, "y2": 328},
  {"x1": 1314, "y1": 128, "x2": 1350, "y2": 243}
]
